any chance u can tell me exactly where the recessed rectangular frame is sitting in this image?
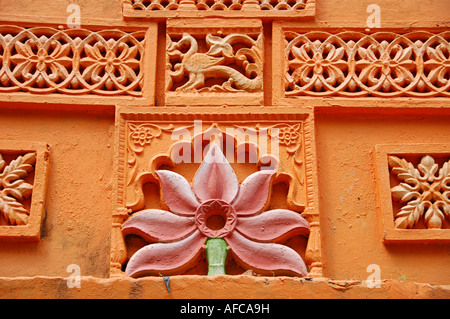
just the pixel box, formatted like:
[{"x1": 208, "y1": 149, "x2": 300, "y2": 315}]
[
  {"x1": 110, "y1": 106, "x2": 324, "y2": 277},
  {"x1": 0, "y1": 140, "x2": 49, "y2": 241},
  {"x1": 375, "y1": 143, "x2": 450, "y2": 244},
  {"x1": 165, "y1": 18, "x2": 264, "y2": 107},
  {"x1": 271, "y1": 22, "x2": 450, "y2": 108}
]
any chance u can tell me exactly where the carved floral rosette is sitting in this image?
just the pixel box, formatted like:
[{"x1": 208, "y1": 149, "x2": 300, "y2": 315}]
[
  {"x1": 0, "y1": 26, "x2": 146, "y2": 96},
  {"x1": 284, "y1": 30, "x2": 450, "y2": 97},
  {"x1": 112, "y1": 109, "x2": 322, "y2": 277}
]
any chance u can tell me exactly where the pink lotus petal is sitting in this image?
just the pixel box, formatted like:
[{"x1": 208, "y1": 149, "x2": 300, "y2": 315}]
[
  {"x1": 156, "y1": 170, "x2": 200, "y2": 216},
  {"x1": 122, "y1": 209, "x2": 196, "y2": 242},
  {"x1": 232, "y1": 170, "x2": 276, "y2": 216},
  {"x1": 125, "y1": 230, "x2": 206, "y2": 278},
  {"x1": 193, "y1": 143, "x2": 238, "y2": 203},
  {"x1": 236, "y1": 209, "x2": 309, "y2": 242},
  {"x1": 225, "y1": 231, "x2": 308, "y2": 276}
]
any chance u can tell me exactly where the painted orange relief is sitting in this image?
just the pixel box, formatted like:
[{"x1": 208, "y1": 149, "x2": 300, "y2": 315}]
[
  {"x1": 122, "y1": 0, "x2": 316, "y2": 19},
  {"x1": 0, "y1": 26, "x2": 146, "y2": 96},
  {"x1": 0, "y1": 0, "x2": 450, "y2": 300},
  {"x1": 0, "y1": 141, "x2": 49, "y2": 241},
  {"x1": 272, "y1": 26, "x2": 450, "y2": 105},
  {"x1": 389, "y1": 155, "x2": 450, "y2": 229},
  {"x1": 375, "y1": 144, "x2": 450, "y2": 243},
  {"x1": 165, "y1": 19, "x2": 264, "y2": 106},
  {"x1": 112, "y1": 108, "x2": 322, "y2": 278}
]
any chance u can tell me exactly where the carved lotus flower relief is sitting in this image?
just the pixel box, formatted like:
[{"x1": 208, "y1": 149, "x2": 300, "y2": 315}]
[
  {"x1": 79, "y1": 38, "x2": 141, "y2": 91},
  {"x1": 122, "y1": 143, "x2": 309, "y2": 277}
]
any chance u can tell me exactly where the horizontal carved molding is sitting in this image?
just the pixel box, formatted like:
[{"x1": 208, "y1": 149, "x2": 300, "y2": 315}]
[
  {"x1": 0, "y1": 26, "x2": 146, "y2": 97},
  {"x1": 284, "y1": 31, "x2": 450, "y2": 98},
  {"x1": 375, "y1": 144, "x2": 450, "y2": 244},
  {"x1": 122, "y1": 0, "x2": 315, "y2": 19}
]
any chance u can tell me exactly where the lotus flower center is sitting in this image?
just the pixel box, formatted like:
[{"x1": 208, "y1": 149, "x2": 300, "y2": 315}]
[{"x1": 195, "y1": 199, "x2": 237, "y2": 238}]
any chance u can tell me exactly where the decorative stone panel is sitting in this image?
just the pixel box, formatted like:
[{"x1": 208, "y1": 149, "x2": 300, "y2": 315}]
[
  {"x1": 0, "y1": 140, "x2": 49, "y2": 241},
  {"x1": 165, "y1": 19, "x2": 264, "y2": 106},
  {"x1": 111, "y1": 107, "x2": 322, "y2": 277},
  {"x1": 0, "y1": 25, "x2": 156, "y2": 105},
  {"x1": 122, "y1": 0, "x2": 315, "y2": 19},
  {"x1": 375, "y1": 144, "x2": 450, "y2": 243},
  {"x1": 273, "y1": 23, "x2": 450, "y2": 105}
]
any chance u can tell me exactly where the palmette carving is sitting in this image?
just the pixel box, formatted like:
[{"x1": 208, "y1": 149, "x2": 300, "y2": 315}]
[
  {"x1": 389, "y1": 155, "x2": 450, "y2": 229},
  {"x1": 0, "y1": 152, "x2": 36, "y2": 225},
  {"x1": 166, "y1": 33, "x2": 262, "y2": 93},
  {"x1": 0, "y1": 26, "x2": 145, "y2": 96},
  {"x1": 285, "y1": 31, "x2": 450, "y2": 97}
]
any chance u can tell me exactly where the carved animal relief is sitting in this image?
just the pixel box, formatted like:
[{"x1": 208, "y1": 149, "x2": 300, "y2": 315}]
[
  {"x1": 389, "y1": 155, "x2": 450, "y2": 229},
  {"x1": 166, "y1": 33, "x2": 262, "y2": 93},
  {"x1": 129, "y1": 0, "x2": 309, "y2": 11},
  {"x1": 284, "y1": 31, "x2": 450, "y2": 97},
  {"x1": 0, "y1": 26, "x2": 145, "y2": 96}
]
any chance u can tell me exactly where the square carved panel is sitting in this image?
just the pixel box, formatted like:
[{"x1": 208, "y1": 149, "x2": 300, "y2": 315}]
[
  {"x1": 122, "y1": 0, "x2": 316, "y2": 20},
  {"x1": 0, "y1": 140, "x2": 49, "y2": 241},
  {"x1": 375, "y1": 143, "x2": 450, "y2": 244},
  {"x1": 111, "y1": 106, "x2": 322, "y2": 278},
  {"x1": 272, "y1": 23, "x2": 450, "y2": 106}
]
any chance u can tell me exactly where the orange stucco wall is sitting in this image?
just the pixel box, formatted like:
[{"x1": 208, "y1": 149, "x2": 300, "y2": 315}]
[{"x1": 316, "y1": 108, "x2": 450, "y2": 285}]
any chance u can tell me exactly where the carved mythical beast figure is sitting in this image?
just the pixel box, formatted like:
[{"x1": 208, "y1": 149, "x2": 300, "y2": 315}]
[{"x1": 166, "y1": 33, "x2": 262, "y2": 93}]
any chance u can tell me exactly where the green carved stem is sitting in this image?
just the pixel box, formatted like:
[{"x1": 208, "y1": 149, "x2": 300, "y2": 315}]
[{"x1": 205, "y1": 237, "x2": 228, "y2": 276}]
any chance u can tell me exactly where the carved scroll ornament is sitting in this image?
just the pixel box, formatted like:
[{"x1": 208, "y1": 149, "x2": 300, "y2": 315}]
[
  {"x1": 0, "y1": 152, "x2": 35, "y2": 225},
  {"x1": 285, "y1": 31, "x2": 450, "y2": 97}
]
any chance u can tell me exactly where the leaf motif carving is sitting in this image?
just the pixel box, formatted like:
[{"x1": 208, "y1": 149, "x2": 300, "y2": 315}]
[{"x1": 389, "y1": 155, "x2": 450, "y2": 229}]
